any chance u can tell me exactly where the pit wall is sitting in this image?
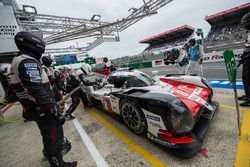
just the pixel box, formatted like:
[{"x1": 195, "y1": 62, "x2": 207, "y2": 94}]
[{"x1": 120, "y1": 48, "x2": 244, "y2": 69}]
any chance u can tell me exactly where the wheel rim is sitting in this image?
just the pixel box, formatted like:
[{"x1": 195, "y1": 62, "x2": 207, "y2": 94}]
[{"x1": 121, "y1": 102, "x2": 142, "y2": 131}]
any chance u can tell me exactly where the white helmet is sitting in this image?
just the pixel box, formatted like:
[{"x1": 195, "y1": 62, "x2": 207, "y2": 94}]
[
  {"x1": 81, "y1": 63, "x2": 92, "y2": 75},
  {"x1": 74, "y1": 69, "x2": 83, "y2": 77},
  {"x1": 0, "y1": 63, "x2": 11, "y2": 75}
]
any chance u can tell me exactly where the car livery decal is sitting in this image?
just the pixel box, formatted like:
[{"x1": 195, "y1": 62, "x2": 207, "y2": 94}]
[
  {"x1": 142, "y1": 109, "x2": 167, "y2": 137},
  {"x1": 146, "y1": 114, "x2": 160, "y2": 121},
  {"x1": 159, "y1": 78, "x2": 212, "y2": 115},
  {"x1": 110, "y1": 95, "x2": 120, "y2": 114},
  {"x1": 147, "y1": 132, "x2": 178, "y2": 148}
]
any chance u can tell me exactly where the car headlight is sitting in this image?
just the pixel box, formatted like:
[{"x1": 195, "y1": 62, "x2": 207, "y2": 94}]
[{"x1": 170, "y1": 100, "x2": 194, "y2": 134}]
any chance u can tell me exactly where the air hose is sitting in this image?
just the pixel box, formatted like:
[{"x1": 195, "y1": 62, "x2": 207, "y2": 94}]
[{"x1": 0, "y1": 84, "x2": 83, "y2": 124}]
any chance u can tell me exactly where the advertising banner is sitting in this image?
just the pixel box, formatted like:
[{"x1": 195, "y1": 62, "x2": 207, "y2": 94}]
[
  {"x1": 0, "y1": 6, "x2": 20, "y2": 54},
  {"x1": 203, "y1": 48, "x2": 243, "y2": 63},
  {"x1": 152, "y1": 59, "x2": 164, "y2": 67},
  {"x1": 76, "y1": 53, "x2": 85, "y2": 62},
  {"x1": 102, "y1": 35, "x2": 120, "y2": 42}
]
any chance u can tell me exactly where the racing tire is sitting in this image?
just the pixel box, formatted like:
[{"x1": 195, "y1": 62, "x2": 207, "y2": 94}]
[{"x1": 120, "y1": 99, "x2": 147, "y2": 135}]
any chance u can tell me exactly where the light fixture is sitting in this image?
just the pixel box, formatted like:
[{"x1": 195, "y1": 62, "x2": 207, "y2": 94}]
[
  {"x1": 128, "y1": 8, "x2": 138, "y2": 13},
  {"x1": 23, "y1": 5, "x2": 37, "y2": 14},
  {"x1": 91, "y1": 14, "x2": 101, "y2": 22}
]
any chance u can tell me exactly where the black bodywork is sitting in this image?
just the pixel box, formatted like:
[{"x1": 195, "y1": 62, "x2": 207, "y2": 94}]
[{"x1": 110, "y1": 88, "x2": 219, "y2": 157}]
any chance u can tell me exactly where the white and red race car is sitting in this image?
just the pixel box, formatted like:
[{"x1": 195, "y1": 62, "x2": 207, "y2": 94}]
[{"x1": 82, "y1": 68, "x2": 219, "y2": 157}]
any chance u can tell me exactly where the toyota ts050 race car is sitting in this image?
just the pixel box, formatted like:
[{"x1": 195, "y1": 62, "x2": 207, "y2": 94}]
[{"x1": 81, "y1": 68, "x2": 219, "y2": 157}]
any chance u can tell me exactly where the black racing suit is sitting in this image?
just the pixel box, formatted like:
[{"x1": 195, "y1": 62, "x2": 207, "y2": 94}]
[
  {"x1": 241, "y1": 33, "x2": 250, "y2": 100},
  {"x1": 51, "y1": 72, "x2": 67, "y2": 108},
  {"x1": 65, "y1": 74, "x2": 88, "y2": 115},
  {"x1": 10, "y1": 54, "x2": 66, "y2": 167}
]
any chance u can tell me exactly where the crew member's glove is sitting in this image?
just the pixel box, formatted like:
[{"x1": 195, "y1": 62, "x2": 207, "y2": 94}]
[
  {"x1": 47, "y1": 104, "x2": 65, "y2": 126},
  {"x1": 62, "y1": 90, "x2": 67, "y2": 95}
]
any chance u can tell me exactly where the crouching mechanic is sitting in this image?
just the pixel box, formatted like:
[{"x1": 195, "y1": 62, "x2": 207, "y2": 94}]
[
  {"x1": 78, "y1": 63, "x2": 96, "y2": 105},
  {"x1": 10, "y1": 31, "x2": 77, "y2": 167},
  {"x1": 65, "y1": 68, "x2": 89, "y2": 119}
]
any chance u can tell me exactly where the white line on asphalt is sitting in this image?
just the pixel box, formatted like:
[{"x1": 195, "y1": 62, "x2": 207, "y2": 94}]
[
  {"x1": 73, "y1": 119, "x2": 109, "y2": 167},
  {"x1": 220, "y1": 81, "x2": 231, "y2": 85}
]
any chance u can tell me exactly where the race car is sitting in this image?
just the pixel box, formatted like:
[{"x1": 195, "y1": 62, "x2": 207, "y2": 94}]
[{"x1": 82, "y1": 68, "x2": 219, "y2": 157}]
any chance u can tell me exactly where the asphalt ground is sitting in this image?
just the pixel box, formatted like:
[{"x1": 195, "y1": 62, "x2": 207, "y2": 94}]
[
  {"x1": 0, "y1": 88, "x2": 249, "y2": 167},
  {"x1": 139, "y1": 62, "x2": 243, "y2": 80}
]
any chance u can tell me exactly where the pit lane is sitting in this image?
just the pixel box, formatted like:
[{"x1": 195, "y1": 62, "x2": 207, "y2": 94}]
[
  {"x1": 0, "y1": 63, "x2": 249, "y2": 167},
  {"x1": 1, "y1": 87, "x2": 249, "y2": 167}
]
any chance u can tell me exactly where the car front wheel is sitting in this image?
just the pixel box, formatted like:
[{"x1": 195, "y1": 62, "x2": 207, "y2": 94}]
[{"x1": 120, "y1": 99, "x2": 147, "y2": 135}]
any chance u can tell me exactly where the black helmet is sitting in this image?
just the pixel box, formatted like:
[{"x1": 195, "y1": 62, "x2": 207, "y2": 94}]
[
  {"x1": 41, "y1": 55, "x2": 53, "y2": 67},
  {"x1": 103, "y1": 57, "x2": 108, "y2": 63},
  {"x1": 14, "y1": 31, "x2": 45, "y2": 59},
  {"x1": 188, "y1": 38, "x2": 196, "y2": 46},
  {"x1": 241, "y1": 12, "x2": 250, "y2": 30}
]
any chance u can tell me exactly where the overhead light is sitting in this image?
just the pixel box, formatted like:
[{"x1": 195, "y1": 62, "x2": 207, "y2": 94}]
[
  {"x1": 91, "y1": 14, "x2": 101, "y2": 21},
  {"x1": 23, "y1": 5, "x2": 37, "y2": 14},
  {"x1": 128, "y1": 8, "x2": 138, "y2": 13}
]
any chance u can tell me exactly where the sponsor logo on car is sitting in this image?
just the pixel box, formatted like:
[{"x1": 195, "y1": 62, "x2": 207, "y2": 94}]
[
  {"x1": 146, "y1": 114, "x2": 160, "y2": 121},
  {"x1": 148, "y1": 121, "x2": 162, "y2": 128},
  {"x1": 147, "y1": 133, "x2": 177, "y2": 148}
]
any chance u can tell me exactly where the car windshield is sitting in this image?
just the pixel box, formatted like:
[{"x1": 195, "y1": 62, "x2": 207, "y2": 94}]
[
  {"x1": 108, "y1": 71, "x2": 154, "y2": 87},
  {"x1": 136, "y1": 73, "x2": 154, "y2": 86}
]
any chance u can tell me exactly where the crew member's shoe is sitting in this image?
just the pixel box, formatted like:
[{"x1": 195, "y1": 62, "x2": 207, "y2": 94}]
[
  {"x1": 61, "y1": 138, "x2": 72, "y2": 156},
  {"x1": 65, "y1": 113, "x2": 75, "y2": 120},
  {"x1": 60, "y1": 161, "x2": 77, "y2": 167},
  {"x1": 51, "y1": 161, "x2": 77, "y2": 167},
  {"x1": 43, "y1": 138, "x2": 72, "y2": 158},
  {"x1": 238, "y1": 95, "x2": 248, "y2": 101},
  {"x1": 240, "y1": 100, "x2": 250, "y2": 107}
]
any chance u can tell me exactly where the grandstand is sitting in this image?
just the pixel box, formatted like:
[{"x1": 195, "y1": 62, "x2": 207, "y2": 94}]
[
  {"x1": 112, "y1": 3, "x2": 250, "y2": 66},
  {"x1": 139, "y1": 25, "x2": 194, "y2": 51},
  {"x1": 204, "y1": 2, "x2": 250, "y2": 52},
  {"x1": 113, "y1": 25, "x2": 194, "y2": 65}
]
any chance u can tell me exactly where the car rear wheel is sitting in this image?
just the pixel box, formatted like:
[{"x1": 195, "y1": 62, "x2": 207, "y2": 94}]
[{"x1": 120, "y1": 99, "x2": 147, "y2": 135}]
